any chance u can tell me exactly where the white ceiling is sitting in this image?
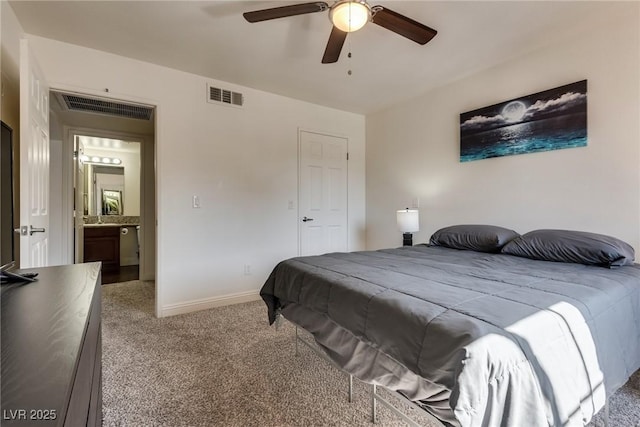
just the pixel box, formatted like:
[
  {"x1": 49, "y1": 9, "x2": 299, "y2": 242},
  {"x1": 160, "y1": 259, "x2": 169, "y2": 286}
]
[{"x1": 9, "y1": 1, "x2": 630, "y2": 114}]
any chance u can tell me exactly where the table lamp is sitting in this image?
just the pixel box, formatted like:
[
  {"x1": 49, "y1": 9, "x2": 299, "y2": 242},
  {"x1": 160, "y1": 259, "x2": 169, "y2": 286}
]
[{"x1": 397, "y1": 208, "x2": 419, "y2": 246}]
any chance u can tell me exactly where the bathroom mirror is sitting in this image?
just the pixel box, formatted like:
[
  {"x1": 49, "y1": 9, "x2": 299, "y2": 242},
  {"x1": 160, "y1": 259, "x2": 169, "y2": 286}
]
[{"x1": 79, "y1": 136, "x2": 141, "y2": 218}]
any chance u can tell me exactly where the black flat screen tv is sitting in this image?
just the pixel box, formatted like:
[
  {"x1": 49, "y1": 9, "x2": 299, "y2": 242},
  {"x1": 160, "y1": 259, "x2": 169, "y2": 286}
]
[{"x1": 1, "y1": 121, "x2": 15, "y2": 266}]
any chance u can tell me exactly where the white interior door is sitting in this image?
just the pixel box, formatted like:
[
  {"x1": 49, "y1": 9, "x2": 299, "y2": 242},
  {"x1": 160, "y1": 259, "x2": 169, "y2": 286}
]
[
  {"x1": 19, "y1": 39, "x2": 50, "y2": 268},
  {"x1": 299, "y1": 130, "x2": 348, "y2": 256}
]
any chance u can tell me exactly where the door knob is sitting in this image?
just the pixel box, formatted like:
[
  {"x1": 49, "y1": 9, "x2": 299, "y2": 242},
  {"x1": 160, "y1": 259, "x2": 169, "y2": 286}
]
[
  {"x1": 17, "y1": 226, "x2": 46, "y2": 236},
  {"x1": 302, "y1": 217, "x2": 314, "y2": 222},
  {"x1": 30, "y1": 226, "x2": 46, "y2": 235}
]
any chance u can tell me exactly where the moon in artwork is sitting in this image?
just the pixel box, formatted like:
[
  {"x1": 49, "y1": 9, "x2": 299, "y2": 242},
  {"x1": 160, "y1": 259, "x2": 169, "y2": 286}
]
[{"x1": 502, "y1": 101, "x2": 527, "y2": 122}]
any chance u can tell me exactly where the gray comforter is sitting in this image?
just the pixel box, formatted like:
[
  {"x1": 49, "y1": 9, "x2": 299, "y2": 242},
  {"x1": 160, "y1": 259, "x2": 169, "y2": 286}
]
[{"x1": 261, "y1": 245, "x2": 640, "y2": 427}]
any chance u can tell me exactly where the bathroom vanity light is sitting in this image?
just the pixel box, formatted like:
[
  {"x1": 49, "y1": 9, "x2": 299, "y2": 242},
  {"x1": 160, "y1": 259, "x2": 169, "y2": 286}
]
[{"x1": 81, "y1": 155, "x2": 122, "y2": 165}]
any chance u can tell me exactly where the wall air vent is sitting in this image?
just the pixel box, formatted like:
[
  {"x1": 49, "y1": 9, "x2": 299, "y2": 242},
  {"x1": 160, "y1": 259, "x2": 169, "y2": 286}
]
[
  {"x1": 207, "y1": 84, "x2": 243, "y2": 108},
  {"x1": 58, "y1": 93, "x2": 154, "y2": 121}
]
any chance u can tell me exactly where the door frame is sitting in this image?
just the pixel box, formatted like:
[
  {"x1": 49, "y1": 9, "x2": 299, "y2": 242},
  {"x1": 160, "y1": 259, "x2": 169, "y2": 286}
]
[
  {"x1": 297, "y1": 128, "x2": 349, "y2": 256},
  {"x1": 28, "y1": 79, "x2": 161, "y2": 314},
  {"x1": 62, "y1": 125, "x2": 151, "y2": 268}
]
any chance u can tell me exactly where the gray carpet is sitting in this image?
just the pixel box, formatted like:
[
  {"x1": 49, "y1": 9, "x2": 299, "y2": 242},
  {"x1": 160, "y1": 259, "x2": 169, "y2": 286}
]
[{"x1": 102, "y1": 281, "x2": 640, "y2": 427}]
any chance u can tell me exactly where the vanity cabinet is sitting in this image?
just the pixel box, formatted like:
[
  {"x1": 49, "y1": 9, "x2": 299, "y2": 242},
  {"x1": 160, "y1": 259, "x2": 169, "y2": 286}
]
[{"x1": 84, "y1": 226, "x2": 120, "y2": 272}]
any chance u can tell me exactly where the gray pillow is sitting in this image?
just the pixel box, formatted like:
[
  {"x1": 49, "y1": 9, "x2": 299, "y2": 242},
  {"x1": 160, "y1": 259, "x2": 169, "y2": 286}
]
[
  {"x1": 501, "y1": 229, "x2": 635, "y2": 267},
  {"x1": 429, "y1": 224, "x2": 520, "y2": 253}
]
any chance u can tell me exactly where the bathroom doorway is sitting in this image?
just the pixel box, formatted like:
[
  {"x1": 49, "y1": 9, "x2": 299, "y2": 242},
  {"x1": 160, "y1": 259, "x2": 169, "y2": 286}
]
[
  {"x1": 49, "y1": 89, "x2": 156, "y2": 286},
  {"x1": 76, "y1": 134, "x2": 142, "y2": 284}
]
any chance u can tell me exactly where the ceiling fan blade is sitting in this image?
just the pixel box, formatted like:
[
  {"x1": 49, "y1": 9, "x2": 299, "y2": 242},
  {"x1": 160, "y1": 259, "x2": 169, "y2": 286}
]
[
  {"x1": 371, "y1": 6, "x2": 437, "y2": 45},
  {"x1": 321, "y1": 26, "x2": 347, "y2": 64},
  {"x1": 243, "y1": 2, "x2": 329, "y2": 23}
]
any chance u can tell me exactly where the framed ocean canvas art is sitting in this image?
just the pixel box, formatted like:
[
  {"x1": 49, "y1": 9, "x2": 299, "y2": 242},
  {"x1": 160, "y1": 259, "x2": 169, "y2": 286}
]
[{"x1": 460, "y1": 80, "x2": 587, "y2": 162}]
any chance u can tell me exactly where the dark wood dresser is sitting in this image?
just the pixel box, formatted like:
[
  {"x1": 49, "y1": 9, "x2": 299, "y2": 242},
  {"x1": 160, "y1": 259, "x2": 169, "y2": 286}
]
[{"x1": 1, "y1": 262, "x2": 102, "y2": 426}]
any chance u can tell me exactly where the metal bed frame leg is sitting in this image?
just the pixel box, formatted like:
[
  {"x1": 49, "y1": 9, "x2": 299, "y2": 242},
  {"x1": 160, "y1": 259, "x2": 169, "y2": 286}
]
[
  {"x1": 293, "y1": 323, "x2": 354, "y2": 404},
  {"x1": 288, "y1": 318, "x2": 429, "y2": 426},
  {"x1": 603, "y1": 396, "x2": 609, "y2": 427},
  {"x1": 371, "y1": 384, "x2": 378, "y2": 423}
]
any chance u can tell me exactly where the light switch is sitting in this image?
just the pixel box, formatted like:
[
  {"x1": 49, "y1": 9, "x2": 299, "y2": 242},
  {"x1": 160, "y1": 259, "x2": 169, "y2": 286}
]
[
  {"x1": 288, "y1": 200, "x2": 294, "y2": 210},
  {"x1": 192, "y1": 195, "x2": 201, "y2": 208}
]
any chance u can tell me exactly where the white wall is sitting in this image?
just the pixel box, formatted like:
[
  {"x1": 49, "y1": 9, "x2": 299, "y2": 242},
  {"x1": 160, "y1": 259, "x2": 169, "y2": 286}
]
[
  {"x1": 25, "y1": 35, "x2": 366, "y2": 316},
  {"x1": 1, "y1": 2, "x2": 22, "y2": 126},
  {"x1": 366, "y1": 5, "x2": 640, "y2": 253}
]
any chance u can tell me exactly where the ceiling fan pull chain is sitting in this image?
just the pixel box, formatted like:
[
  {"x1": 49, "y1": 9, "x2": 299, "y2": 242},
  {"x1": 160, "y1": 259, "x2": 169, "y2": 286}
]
[
  {"x1": 347, "y1": 1, "x2": 352, "y2": 75},
  {"x1": 347, "y1": 24, "x2": 353, "y2": 76}
]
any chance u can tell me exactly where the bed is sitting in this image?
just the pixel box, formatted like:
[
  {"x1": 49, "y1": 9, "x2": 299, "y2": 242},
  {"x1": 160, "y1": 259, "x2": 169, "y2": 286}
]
[{"x1": 260, "y1": 226, "x2": 640, "y2": 427}]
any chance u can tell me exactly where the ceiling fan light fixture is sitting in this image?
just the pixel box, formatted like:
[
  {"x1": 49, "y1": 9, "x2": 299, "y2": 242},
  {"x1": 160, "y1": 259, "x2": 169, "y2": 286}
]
[
  {"x1": 330, "y1": 1, "x2": 371, "y2": 33},
  {"x1": 243, "y1": 1, "x2": 437, "y2": 64}
]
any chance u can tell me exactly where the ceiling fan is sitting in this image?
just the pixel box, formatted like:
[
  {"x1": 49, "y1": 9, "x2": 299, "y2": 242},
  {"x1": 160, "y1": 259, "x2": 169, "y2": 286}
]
[{"x1": 243, "y1": 1, "x2": 437, "y2": 64}]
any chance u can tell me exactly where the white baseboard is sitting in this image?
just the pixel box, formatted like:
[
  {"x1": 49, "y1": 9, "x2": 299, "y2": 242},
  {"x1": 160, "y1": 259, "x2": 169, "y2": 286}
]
[
  {"x1": 161, "y1": 290, "x2": 261, "y2": 317},
  {"x1": 140, "y1": 272, "x2": 155, "y2": 281}
]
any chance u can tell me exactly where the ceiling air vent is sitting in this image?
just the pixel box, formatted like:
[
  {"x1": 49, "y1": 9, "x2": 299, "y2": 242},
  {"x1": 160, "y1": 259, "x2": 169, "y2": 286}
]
[
  {"x1": 58, "y1": 93, "x2": 153, "y2": 120},
  {"x1": 207, "y1": 84, "x2": 243, "y2": 108}
]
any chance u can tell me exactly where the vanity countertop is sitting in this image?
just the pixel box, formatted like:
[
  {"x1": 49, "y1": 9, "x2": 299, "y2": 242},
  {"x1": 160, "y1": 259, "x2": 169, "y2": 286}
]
[{"x1": 83, "y1": 223, "x2": 139, "y2": 228}]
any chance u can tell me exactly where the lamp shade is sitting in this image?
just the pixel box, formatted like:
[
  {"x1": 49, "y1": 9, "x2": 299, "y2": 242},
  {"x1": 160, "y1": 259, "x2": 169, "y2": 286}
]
[
  {"x1": 397, "y1": 209, "x2": 419, "y2": 233},
  {"x1": 330, "y1": 1, "x2": 371, "y2": 32}
]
